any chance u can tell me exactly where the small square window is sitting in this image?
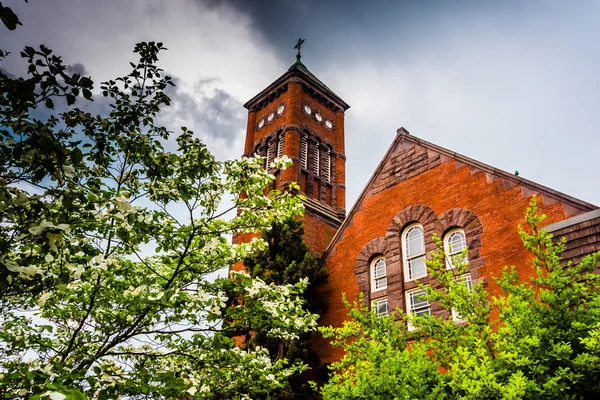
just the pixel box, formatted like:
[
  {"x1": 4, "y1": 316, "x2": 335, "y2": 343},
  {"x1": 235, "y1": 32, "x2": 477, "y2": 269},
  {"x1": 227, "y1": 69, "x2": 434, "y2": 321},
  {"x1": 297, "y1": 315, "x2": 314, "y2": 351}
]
[
  {"x1": 373, "y1": 297, "x2": 388, "y2": 316},
  {"x1": 452, "y1": 274, "x2": 473, "y2": 322},
  {"x1": 406, "y1": 289, "x2": 430, "y2": 331}
]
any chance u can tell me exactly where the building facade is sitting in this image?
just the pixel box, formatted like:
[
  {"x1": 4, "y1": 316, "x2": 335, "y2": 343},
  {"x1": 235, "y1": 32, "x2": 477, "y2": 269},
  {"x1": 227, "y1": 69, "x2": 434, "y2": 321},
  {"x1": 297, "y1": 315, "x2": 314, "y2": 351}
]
[{"x1": 237, "y1": 58, "x2": 600, "y2": 363}]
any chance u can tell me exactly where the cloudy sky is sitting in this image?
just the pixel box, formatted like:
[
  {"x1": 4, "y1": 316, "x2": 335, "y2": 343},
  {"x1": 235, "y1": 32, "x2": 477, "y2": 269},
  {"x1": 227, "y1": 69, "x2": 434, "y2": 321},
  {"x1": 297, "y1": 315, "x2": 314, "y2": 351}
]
[{"x1": 2, "y1": 0, "x2": 599, "y2": 208}]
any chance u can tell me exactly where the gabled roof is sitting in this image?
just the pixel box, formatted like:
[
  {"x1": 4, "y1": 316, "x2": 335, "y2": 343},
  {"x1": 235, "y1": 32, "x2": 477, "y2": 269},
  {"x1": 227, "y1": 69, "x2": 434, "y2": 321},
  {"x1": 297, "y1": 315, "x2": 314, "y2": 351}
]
[
  {"x1": 322, "y1": 128, "x2": 598, "y2": 259},
  {"x1": 243, "y1": 58, "x2": 350, "y2": 112}
]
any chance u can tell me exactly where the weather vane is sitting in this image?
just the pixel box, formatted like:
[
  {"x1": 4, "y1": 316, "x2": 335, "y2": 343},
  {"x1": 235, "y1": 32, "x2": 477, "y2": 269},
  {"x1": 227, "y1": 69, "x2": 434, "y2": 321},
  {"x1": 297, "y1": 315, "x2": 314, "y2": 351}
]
[{"x1": 294, "y1": 38, "x2": 305, "y2": 61}]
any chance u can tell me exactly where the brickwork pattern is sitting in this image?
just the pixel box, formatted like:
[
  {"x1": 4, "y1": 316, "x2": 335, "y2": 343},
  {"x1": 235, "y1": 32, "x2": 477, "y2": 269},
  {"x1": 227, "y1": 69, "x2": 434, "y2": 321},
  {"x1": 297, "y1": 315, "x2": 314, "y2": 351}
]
[{"x1": 317, "y1": 139, "x2": 592, "y2": 363}]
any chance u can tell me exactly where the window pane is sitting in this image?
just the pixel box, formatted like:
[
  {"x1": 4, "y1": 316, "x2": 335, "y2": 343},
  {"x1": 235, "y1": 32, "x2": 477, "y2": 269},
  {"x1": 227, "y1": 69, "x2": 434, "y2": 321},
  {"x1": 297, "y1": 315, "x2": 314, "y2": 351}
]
[
  {"x1": 375, "y1": 298, "x2": 388, "y2": 315},
  {"x1": 374, "y1": 276, "x2": 387, "y2": 290},
  {"x1": 409, "y1": 290, "x2": 430, "y2": 317},
  {"x1": 406, "y1": 226, "x2": 424, "y2": 258},
  {"x1": 373, "y1": 258, "x2": 386, "y2": 278},
  {"x1": 448, "y1": 231, "x2": 466, "y2": 254},
  {"x1": 408, "y1": 256, "x2": 426, "y2": 279}
]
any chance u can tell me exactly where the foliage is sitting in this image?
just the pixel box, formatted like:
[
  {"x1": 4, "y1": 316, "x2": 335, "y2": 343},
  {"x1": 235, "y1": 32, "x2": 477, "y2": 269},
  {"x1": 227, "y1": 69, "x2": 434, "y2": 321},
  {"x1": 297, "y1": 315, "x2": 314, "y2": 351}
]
[
  {"x1": 242, "y1": 217, "x2": 327, "y2": 399},
  {"x1": 0, "y1": 25, "x2": 317, "y2": 400},
  {"x1": 320, "y1": 196, "x2": 600, "y2": 399}
]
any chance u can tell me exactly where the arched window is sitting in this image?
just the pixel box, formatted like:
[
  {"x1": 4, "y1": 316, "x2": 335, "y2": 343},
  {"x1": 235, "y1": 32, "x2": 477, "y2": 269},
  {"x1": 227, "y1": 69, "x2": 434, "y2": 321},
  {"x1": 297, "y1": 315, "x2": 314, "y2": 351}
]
[
  {"x1": 402, "y1": 224, "x2": 427, "y2": 281},
  {"x1": 300, "y1": 133, "x2": 308, "y2": 169},
  {"x1": 371, "y1": 256, "x2": 387, "y2": 291},
  {"x1": 444, "y1": 229, "x2": 467, "y2": 269}
]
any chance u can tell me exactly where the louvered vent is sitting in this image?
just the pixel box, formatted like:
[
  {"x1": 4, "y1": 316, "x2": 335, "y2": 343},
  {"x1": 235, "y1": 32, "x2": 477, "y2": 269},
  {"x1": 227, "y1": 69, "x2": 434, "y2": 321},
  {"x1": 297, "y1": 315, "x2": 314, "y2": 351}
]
[
  {"x1": 266, "y1": 140, "x2": 276, "y2": 170},
  {"x1": 313, "y1": 142, "x2": 320, "y2": 176},
  {"x1": 325, "y1": 147, "x2": 331, "y2": 182},
  {"x1": 277, "y1": 134, "x2": 284, "y2": 159},
  {"x1": 300, "y1": 134, "x2": 308, "y2": 169}
]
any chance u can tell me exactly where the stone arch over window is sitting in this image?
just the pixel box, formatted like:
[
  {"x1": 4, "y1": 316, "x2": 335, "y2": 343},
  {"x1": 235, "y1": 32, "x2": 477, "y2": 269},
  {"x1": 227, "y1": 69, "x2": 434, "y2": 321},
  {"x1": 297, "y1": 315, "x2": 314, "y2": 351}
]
[
  {"x1": 354, "y1": 237, "x2": 387, "y2": 304},
  {"x1": 437, "y1": 208, "x2": 485, "y2": 280},
  {"x1": 382, "y1": 204, "x2": 439, "y2": 312}
]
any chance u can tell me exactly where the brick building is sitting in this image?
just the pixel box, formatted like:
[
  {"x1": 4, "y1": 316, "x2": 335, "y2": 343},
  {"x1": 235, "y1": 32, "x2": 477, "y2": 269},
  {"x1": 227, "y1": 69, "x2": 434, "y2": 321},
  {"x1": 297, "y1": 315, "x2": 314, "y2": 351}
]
[{"x1": 237, "y1": 56, "x2": 600, "y2": 363}]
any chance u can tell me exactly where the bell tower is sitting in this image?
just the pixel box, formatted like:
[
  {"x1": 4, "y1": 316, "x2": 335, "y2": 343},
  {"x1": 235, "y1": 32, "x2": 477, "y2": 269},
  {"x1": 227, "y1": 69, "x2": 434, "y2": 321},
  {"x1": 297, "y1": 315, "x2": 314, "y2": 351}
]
[{"x1": 242, "y1": 46, "x2": 350, "y2": 254}]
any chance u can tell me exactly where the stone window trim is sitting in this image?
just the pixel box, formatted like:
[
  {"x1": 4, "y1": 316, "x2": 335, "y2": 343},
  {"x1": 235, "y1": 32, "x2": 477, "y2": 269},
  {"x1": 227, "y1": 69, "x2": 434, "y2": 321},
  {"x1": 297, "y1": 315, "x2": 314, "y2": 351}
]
[
  {"x1": 353, "y1": 205, "x2": 487, "y2": 322},
  {"x1": 354, "y1": 237, "x2": 388, "y2": 305},
  {"x1": 437, "y1": 208, "x2": 485, "y2": 276}
]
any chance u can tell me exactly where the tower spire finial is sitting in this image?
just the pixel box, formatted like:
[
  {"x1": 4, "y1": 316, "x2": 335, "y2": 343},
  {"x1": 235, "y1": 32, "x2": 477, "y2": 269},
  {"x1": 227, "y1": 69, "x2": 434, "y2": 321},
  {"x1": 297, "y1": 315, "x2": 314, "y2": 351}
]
[{"x1": 294, "y1": 38, "x2": 305, "y2": 62}]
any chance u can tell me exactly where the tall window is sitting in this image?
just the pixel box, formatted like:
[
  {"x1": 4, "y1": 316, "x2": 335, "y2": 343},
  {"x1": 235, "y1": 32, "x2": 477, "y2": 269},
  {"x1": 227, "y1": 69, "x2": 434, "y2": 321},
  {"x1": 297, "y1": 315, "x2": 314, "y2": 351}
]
[
  {"x1": 373, "y1": 297, "x2": 388, "y2": 316},
  {"x1": 402, "y1": 224, "x2": 427, "y2": 281},
  {"x1": 266, "y1": 139, "x2": 276, "y2": 170},
  {"x1": 300, "y1": 134, "x2": 308, "y2": 169},
  {"x1": 312, "y1": 141, "x2": 320, "y2": 176},
  {"x1": 324, "y1": 147, "x2": 331, "y2": 182},
  {"x1": 406, "y1": 288, "x2": 430, "y2": 331},
  {"x1": 371, "y1": 256, "x2": 387, "y2": 291},
  {"x1": 444, "y1": 229, "x2": 467, "y2": 269},
  {"x1": 277, "y1": 133, "x2": 284, "y2": 159},
  {"x1": 452, "y1": 274, "x2": 473, "y2": 322}
]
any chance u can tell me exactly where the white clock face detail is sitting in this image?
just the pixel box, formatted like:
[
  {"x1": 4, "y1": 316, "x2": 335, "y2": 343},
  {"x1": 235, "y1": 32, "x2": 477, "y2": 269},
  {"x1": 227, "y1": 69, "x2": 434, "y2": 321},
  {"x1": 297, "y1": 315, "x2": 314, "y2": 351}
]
[
  {"x1": 267, "y1": 112, "x2": 274, "y2": 121},
  {"x1": 258, "y1": 119, "x2": 265, "y2": 128},
  {"x1": 304, "y1": 105, "x2": 311, "y2": 115},
  {"x1": 277, "y1": 105, "x2": 285, "y2": 115},
  {"x1": 315, "y1": 113, "x2": 322, "y2": 122},
  {"x1": 325, "y1": 120, "x2": 333, "y2": 129}
]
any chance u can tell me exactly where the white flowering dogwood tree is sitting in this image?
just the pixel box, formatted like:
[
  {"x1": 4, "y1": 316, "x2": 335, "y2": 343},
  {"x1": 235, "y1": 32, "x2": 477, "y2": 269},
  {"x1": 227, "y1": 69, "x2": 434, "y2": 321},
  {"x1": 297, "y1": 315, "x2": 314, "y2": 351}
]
[{"x1": 0, "y1": 33, "x2": 317, "y2": 399}]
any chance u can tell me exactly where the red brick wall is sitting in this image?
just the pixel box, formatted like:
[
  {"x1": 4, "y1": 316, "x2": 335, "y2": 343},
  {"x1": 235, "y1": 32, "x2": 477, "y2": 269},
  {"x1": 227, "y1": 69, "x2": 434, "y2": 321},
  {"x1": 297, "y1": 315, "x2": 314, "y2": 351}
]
[{"x1": 317, "y1": 140, "x2": 590, "y2": 363}]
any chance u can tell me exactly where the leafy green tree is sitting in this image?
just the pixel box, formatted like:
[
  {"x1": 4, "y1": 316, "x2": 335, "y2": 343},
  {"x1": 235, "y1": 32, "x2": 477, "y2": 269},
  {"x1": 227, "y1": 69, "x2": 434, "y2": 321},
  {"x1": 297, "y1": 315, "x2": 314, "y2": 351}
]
[
  {"x1": 0, "y1": 19, "x2": 317, "y2": 400},
  {"x1": 320, "y1": 197, "x2": 600, "y2": 400},
  {"x1": 242, "y1": 217, "x2": 327, "y2": 399}
]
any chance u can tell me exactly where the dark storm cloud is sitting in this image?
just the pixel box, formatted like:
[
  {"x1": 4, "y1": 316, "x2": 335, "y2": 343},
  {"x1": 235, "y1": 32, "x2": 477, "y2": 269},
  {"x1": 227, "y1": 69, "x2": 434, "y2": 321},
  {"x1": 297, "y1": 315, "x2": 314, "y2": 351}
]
[
  {"x1": 66, "y1": 63, "x2": 89, "y2": 77},
  {"x1": 161, "y1": 75, "x2": 245, "y2": 143}
]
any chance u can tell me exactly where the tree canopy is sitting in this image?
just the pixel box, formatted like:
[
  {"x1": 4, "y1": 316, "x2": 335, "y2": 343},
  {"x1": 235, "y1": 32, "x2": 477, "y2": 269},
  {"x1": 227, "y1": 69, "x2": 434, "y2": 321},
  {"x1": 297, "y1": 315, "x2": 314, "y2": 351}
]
[
  {"x1": 320, "y1": 197, "x2": 600, "y2": 400},
  {"x1": 1, "y1": 18, "x2": 316, "y2": 399}
]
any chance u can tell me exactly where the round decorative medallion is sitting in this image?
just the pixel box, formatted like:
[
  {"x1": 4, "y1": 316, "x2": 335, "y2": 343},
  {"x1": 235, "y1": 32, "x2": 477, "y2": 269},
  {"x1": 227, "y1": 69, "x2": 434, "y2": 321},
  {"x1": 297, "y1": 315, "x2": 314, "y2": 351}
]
[
  {"x1": 315, "y1": 113, "x2": 322, "y2": 122},
  {"x1": 304, "y1": 105, "x2": 311, "y2": 115},
  {"x1": 277, "y1": 105, "x2": 285, "y2": 115},
  {"x1": 267, "y1": 112, "x2": 274, "y2": 121},
  {"x1": 258, "y1": 119, "x2": 265, "y2": 128},
  {"x1": 325, "y1": 120, "x2": 333, "y2": 129}
]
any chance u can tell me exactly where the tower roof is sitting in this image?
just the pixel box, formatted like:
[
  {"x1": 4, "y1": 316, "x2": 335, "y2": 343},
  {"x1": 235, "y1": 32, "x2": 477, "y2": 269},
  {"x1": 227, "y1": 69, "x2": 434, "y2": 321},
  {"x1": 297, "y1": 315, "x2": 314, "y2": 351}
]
[{"x1": 243, "y1": 59, "x2": 350, "y2": 112}]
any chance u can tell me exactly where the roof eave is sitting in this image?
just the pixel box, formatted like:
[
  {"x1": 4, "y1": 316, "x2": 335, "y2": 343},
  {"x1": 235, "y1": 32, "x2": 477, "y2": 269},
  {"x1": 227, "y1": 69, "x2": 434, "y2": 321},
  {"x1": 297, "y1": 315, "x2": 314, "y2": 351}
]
[{"x1": 244, "y1": 68, "x2": 350, "y2": 111}]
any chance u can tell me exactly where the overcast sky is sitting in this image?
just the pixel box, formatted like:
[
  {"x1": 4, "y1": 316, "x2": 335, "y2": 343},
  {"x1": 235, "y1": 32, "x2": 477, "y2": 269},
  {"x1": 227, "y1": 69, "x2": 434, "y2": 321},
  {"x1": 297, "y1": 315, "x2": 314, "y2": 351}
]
[{"x1": 2, "y1": 0, "x2": 599, "y2": 208}]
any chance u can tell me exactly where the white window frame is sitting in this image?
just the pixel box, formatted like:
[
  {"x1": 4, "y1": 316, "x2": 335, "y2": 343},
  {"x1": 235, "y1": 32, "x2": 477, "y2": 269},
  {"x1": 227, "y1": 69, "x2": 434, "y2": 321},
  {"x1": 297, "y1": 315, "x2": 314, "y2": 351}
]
[
  {"x1": 402, "y1": 224, "x2": 427, "y2": 281},
  {"x1": 452, "y1": 274, "x2": 473, "y2": 322},
  {"x1": 444, "y1": 229, "x2": 468, "y2": 270},
  {"x1": 372, "y1": 297, "x2": 389, "y2": 316},
  {"x1": 300, "y1": 134, "x2": 308, "y2": 170},
  {"x1": 406, "y1": 288, "x2": 430, "y2": 331},
  {"x1": 370, "y1": 256, "x2": 387, "y2": 292}
]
